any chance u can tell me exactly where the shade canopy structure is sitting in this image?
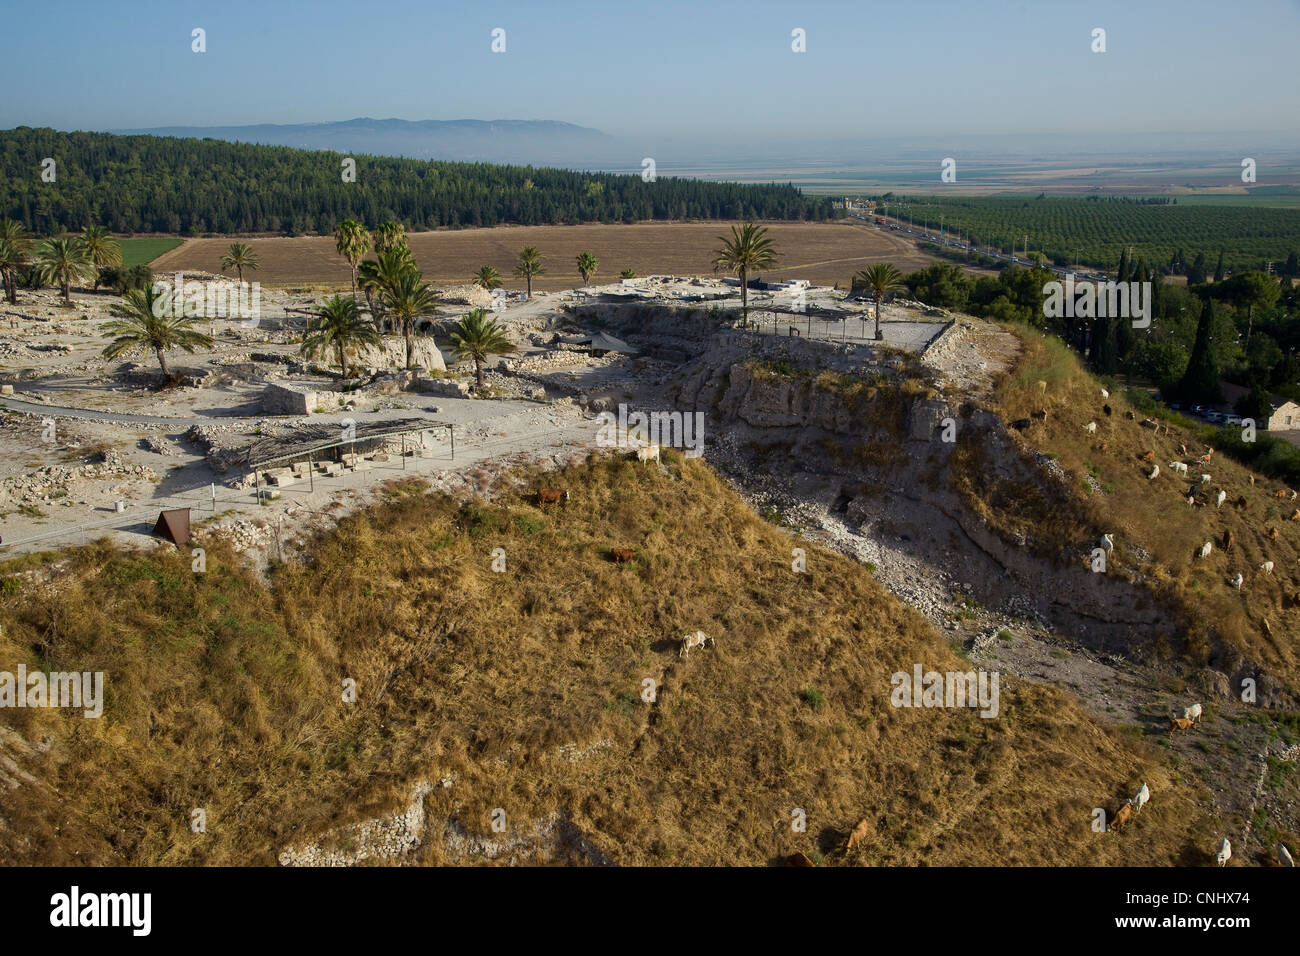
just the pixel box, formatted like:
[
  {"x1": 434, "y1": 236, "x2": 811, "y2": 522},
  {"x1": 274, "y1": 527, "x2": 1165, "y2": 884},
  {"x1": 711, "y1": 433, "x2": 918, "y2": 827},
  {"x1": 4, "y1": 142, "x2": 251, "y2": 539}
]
[
  {"x1": 152, "y1": 508, "x2": 191, "y2": 547},
  {"x1": 558, "y1": 332, "x2": 639, "y2": 355},
  {"x1": 238, "y1": 417, "x2": 447, "y2": 471}
]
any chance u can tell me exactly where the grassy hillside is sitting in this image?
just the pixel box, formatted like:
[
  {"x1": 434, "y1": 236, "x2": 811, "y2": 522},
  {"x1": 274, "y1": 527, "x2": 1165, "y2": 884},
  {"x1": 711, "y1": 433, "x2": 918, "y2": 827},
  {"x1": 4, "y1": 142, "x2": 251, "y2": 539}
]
[
  {"x1": 980, "y1": 326, "x2": 1300, "y2": 690},
  {"x1": 118, "y1": 237, "x2": 183, "y2": 267},
  {"x1": 0, "y1": 455, "x2": 1218, "y2": 865}
]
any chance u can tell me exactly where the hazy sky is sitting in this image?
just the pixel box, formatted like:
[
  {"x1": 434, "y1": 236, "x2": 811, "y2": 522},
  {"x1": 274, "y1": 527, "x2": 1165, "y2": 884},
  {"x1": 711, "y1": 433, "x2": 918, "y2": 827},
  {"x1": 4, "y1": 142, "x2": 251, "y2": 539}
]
[{"x1": 6, "y1": 0, "x2": 1298, "y2": 148}]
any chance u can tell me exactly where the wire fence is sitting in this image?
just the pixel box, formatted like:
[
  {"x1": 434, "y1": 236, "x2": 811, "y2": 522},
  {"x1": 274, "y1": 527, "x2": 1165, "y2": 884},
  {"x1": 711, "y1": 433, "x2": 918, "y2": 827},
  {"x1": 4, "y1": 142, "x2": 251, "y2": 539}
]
[{"x1": 0, "y1": 420, "x2": 596, "y2": 553}]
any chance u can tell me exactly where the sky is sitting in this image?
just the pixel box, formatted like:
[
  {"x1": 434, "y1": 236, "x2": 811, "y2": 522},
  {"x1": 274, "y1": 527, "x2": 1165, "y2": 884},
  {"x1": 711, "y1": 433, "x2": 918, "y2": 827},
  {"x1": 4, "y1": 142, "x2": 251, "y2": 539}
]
[{"x1": 4, "y1": 0, "x2": 1298, "y2": 152}]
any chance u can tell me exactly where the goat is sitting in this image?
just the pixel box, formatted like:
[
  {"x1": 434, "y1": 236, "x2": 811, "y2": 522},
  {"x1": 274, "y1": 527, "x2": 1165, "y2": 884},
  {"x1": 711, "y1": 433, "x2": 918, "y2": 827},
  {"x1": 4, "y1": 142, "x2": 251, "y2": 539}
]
[
  {"x1": 1031, "y1": 408, "x2": 1048, "y2": 421},
  {"x1": 1100, "y1": 533, "x2": 1114, "y2": 553},
  {"x1": 1148, "y1": 464, "x2": 1160, "y2": 480},
  {"x1": 610, "y1": 547, "x2": 637, "y2": 563},
  {"x1": 1261, "y1": 560, "x2": 1274, "y2": 574},
  {"x1": 1231, "y1": 573, "x2": 1244, "y2": 589},
  {"x1": 1010, "y1": 418, "x2": 1032, "y2": 431},
  {"x1": 1280, "y1": 844, "x2": 1296, "y2": 868},
  {"x1": 1269, "y1": 526, "x2": 1280, "y2": 540},
  {"x1": 1201, "y1": 473, "x2": 1212, "y2": 485},
  {"x1": 1036, "y1": 380, "x2": 1047, "y2": 393},
  {"x1": 536, "y1": 488, "x2": 569, "y2": 505},
  {"x1": 1291, "y1": 509, "x2": 1300, "y2": 522},
  {"x1": 1217, "y1": 837, "x2": 1232, "y2": 867},
  {"x1": 1133, "y1": 782, "x2": 1150, "y2": 814},
  {"x1": 633, "y1": 443, "x2": 661, "y2": 465},
  {"x1": 1275, "y1": 489, "x2": 1290, "y2": 500},
  {"x1": 1234, "y1": 495, "x2": 1248, "y2": 509},
  {"x1": 1125, "y1": 409, "x2": 1136, "y2": 420},
  {"x1": 1169, "y1": 717, "x2": 1195, "y2": 738},
  {"x1": 678, "y1": 630, "x2": 713, "y2": 658},
  {"x1": 1103, "y1": 404, "x2": 1112, "y2": 416},
  {"x1": 1198, "y1": 541, "x2": 1213, "y2": 559},
  {"x1": 1222, "y1": 529, "x2": 1234, "y2": 552},
  {"x1": 1215, "y1": 490, "x2": 1226, "y2": 508},
  {"x1": 845, "y1": 819, "x2": 871, "y2": 851},
  {"x1": 1085, "y1": 421, "x2": 1097, "y2": 434},
  {"x1": 1182, "y1": 703, "x2": 1203, "y2": 723},
  {"x1": 1100, "y1": 388, "x2": 1109, "y2": 398},
  {"x1": 1170, "y1": 461, "x2": 1188, "y2": 475},
  {"x1": 1140, "y1": 450, "x2": 1156, "y2": 463},
  {"x1": 1110, "y1": 802, "x2": 1134, "y2": 832}
]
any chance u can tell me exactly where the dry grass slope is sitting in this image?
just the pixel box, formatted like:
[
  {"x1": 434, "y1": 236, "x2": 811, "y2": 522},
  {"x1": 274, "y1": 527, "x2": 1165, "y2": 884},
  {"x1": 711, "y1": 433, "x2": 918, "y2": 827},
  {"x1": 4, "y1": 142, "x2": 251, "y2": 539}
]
[
  {"x1": 983, "y1": 326, "x2": 1300, "y2": 691},
  {"x1": 1, "y1": 455, "x2": 1218, "y2": 865}
]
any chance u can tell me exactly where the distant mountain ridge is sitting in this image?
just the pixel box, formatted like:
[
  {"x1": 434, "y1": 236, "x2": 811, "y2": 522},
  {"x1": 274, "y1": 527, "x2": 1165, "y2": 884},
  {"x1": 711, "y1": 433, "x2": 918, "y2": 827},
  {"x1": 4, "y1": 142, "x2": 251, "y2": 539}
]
[{"x1": 110, "y1": 117, "x2": 621, "y2": 167}]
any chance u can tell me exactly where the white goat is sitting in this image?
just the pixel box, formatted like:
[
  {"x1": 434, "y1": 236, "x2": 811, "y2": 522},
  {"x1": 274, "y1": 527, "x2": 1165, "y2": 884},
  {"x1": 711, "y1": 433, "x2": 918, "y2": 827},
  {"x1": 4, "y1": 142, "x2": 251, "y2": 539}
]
[
  {"x1": 1217, "y1": 837, "x2": 1231, "y2": 867},
  {"x1": 1100, "y1": 388, "x2": 1109, "y2": 398},
  {"x1": 678, "y1": 630, "x2": 713, "y2": 659},
  {"x1": 1231, "y1": 573, "x2": 1244, "y2": 589},
  {"x1": 1182, "y1": 703, "x2": 1203, "y2": 723},
  {"x1": 1133, "y1": 782, "x2": 1150, "y2": 814},
  {"x1": 1170, "y1": 461, "x2": 1188, "y2": 475},
  {"x1": 1085, "y1": 421, "x2": 1097, "y2": 434},
  {"x1": 634, "y1": 443, "x2": 661, "y2": 465},
  {"x1": 1100, "y1": 533, "x2": 1114, "y2": 553},
  {"x1": 1198, "y1": 541, "x2": 1213, "y2": 559},
  {"x1": 1215, "y1": 490, "x2": 1227, "y2": 508},
  {"x1": 1148, "y1": 464, "x2": 1160, "y2": 480},
  {"x1": 1279, "y1": 844, "x2": 1296, "y2": 868},
  {"x1": 1261, "y1": 560, "x2": 1274, "y2": 574},
  {"x1": 1201, "y1": 473, "x2": 1212, "y2": 485}
]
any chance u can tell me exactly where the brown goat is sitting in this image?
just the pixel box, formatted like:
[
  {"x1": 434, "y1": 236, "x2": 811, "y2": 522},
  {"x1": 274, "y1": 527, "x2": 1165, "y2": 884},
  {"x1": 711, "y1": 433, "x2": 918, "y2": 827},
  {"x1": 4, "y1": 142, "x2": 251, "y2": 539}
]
[
  {"x1": 1169, "y1": 717, "x2": 1195, "y2": 738},
  {"x1": 537, "y1": 488, "x2": 569, "y2": 505},
  {"x1": 1110, "y1": 802, "x2": 1134, "y2": 832},
  {"x1": 1222, "y1": 529, "x2": 1234, "y2": 552},
  {"x1": 846, "y1": 819, "x2": 872, "y2": 851},
  {"x1": 610, "y1": 547, "x2": 637, "y2": 563}
]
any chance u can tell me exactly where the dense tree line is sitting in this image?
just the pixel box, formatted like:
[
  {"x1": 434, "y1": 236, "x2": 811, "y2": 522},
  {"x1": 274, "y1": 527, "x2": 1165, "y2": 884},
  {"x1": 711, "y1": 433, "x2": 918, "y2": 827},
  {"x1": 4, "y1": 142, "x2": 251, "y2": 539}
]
[{"x1": 1, "y1": 128, "x2": 838, "y2": 236}]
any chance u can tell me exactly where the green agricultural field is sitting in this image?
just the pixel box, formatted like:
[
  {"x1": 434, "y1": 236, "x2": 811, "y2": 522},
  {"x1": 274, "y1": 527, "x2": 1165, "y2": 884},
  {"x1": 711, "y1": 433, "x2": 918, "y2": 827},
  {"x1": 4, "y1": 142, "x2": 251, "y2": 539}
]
[
  {"x1": 118, "y1": 237, "x2": 183, "y2": 267},
  {"x1": 868, "y1": 195, "x2": 1300, "y2": 273}
]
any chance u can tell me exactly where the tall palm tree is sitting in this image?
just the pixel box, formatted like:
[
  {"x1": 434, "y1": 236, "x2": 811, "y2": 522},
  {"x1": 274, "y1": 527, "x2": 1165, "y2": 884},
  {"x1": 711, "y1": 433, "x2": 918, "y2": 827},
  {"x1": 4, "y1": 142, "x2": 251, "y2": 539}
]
[
  {"x1": 514, "y1": 246, "x2": 545, "y2": 298},
  {"x1": 380, "y1": 268, "x2": 441, "y2": 369},
  {"x1": 334, "y1": 219, "x2": 371, "y2": 298},
  {"x1": 220, "y1": 242, "x2": 260, "y2": 284},
  {"x1": 853, "y1": 263, "x2": 907, "y2": 339},
  {"x1": 80, "y1": 224, "x2": 122, "y2": 268},
  {"x1": 301, "y1": 294, "x2": 380, "y2": 380},
  {"x1": 713, "y1": 222, "x2": 777, "y2": 324},
  {"x1": 101, "y1": 285, "x2": 213, "y2": 377},
  {"x1": 449, "y1": 308, "x2": 516, "y2": 389},
  {"x1": 360, "y1": 248, "x2": 417, "y2": 334},
  {"x1": 473, "y1": 265, "x2": 503, "y2": 290},
  {"x1": 37, "y1": 238, "x2": 96, "y2": 305},
  {"x1": 373, "y1": 221, "x2": 407, "y2": 255},
  {"x1": 0, "y1": 220, "x2": 33, "y2": 304},
  {"x1": 576, "y1": 251, "x2": 598, "y2": 287}
]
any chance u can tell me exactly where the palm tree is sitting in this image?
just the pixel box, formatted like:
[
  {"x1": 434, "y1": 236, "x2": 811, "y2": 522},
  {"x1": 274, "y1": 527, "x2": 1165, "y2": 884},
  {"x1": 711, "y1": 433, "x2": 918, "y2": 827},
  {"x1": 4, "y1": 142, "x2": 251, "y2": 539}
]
[
  {"x1": 301, "y1": 294, "x2": 380, "y2": 380},
  {"x1": 713, "y1": 222, "x2": 777, "y2": 324},
  {"x1": 0, "y1": 220, "x2": 33, "y2": 304},
  {"x1": 514, "y1": 246, "x2": 545, "y2": 298},
  {"x1": 361, "y1": 248, "x2": 417, "y2": 334},
  {"x1": 373, "y1": 221, "x2": 407, "y2": 255},
  {"x1": 220, "y1": 242, "x2": 260, "y2": 284},
  {"x1": 381, "y1": 268, "x2": 441, "y2": 369},
  {"x1": 37, "y1": 238, "x2": 96, "y2": 306},
  {"x1": 101, "y1": 285, "x2": 213, "y2": 377},
  {"x1": 334, "y1": 219, "x2": 371, "y2": 298},
  {"x1": 473, "y1": 265, "x2": 503, "y2": 290},
  {"x1": 80, "y1": 224, "x2": 122, "y2": 268},
  {"x1": 449, "y1": 308, "x2": 516, "y2": 389},
  {"x1": 853, "y1": 262, "x2": 907, "y2": 339},
  {"x1": 576, "y1": 251, "x2": 598, "y2": 286}
]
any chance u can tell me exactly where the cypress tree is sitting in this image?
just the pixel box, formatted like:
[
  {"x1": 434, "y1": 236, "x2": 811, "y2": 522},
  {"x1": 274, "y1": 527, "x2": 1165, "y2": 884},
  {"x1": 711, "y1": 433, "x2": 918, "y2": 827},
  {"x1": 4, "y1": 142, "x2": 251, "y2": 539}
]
[
  {"x1": 1213, "y1": 250, "x2": 1225, "y2": 282},
  {"x1": 1178, "y1": 298, "x2": 1222, "y2": 402}
]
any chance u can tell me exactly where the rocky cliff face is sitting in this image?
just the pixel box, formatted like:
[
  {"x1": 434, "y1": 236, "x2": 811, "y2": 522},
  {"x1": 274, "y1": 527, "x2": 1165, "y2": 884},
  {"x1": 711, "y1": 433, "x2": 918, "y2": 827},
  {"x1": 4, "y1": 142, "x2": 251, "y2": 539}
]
[{"x1": 352, "y1": 337, "x2": 447, "y2": 373}]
